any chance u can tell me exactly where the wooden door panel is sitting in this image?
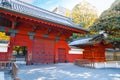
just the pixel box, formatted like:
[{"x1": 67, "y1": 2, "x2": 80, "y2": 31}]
[
  {"x1": 58, "y1": 48, "x2": 66, "y2": 63},
  {"x1": 32, "y1": 38, "x2": 54, "y2": 64}
]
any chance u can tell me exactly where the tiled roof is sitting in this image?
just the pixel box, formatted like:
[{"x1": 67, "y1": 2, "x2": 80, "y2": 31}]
[
  {"x1": 105, "y1": 48, "x2": 120, "y2": 52},
  {"x1": 69, "y1": 37, "x2": 92, "y2": 46},
  {"x1": 0, "y1": 0, "x2": 88, "y2": 32},
  {"x1": 0, "y1": 40, "x2": 8, "y2": 44},
  {"x1": 69, "y1": 34, "x2": 104, "y2": 46}
]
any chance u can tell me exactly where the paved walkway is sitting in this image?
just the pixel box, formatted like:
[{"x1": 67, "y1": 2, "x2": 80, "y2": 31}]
[
  {"x1": 17, "y1": 63, "x2": 120, "y2": 80},
  {"x1": 0, "y1": 70, "x2": 12, "y2": 80},
  {"x1": 4, "y1": 71, "x2": 12, "y2": 80},
  {"x1": 0, "y1": 72, "x2": 4, "y2": 80}
]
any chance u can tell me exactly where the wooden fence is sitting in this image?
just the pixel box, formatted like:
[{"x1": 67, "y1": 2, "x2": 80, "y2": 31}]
[
  {"x1": 74, "y1": 59, "x2": 94, "y2": 68},
  {"x1": 0, "y1": 61, "x2": 12, "y2": 70},
  {"x1": 12, "y1": 63, "x2": 20, "y2": 80}
]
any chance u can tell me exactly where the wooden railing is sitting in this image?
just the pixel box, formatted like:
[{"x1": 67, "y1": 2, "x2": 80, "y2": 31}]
[
  {"x1": 0, "y1": 61, "x2": 20, "y2": 79},
  {"x1": 12, "y1": 63, "x2": 18, "y2": 77},
  {"x1": 12, "y1": 63, "x2": 21, "y2": 80},
  {"x1": 0, "y1": 61, "x2": 12, "y2": 70},
  {"x1": 74, "y1": 59, "x2": 94, "y2": 68}
]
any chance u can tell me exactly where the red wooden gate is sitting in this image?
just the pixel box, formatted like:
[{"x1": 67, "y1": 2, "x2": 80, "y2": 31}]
[
  {"x1": 58, "y1": 48, "x2": 66, "y2": 63},
  {"x1": 32, "y1": 38, "x2": 54, "y2": 64}
]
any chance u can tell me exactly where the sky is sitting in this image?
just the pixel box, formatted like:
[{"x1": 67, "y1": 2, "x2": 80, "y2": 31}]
[{"x1": 19, "y1": 0, "x2": 115, "y2": 16}]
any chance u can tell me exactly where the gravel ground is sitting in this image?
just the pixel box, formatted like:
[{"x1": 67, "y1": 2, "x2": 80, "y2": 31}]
[{"x1": 17, "y1": 63, "x2": 120, "y2": 80}]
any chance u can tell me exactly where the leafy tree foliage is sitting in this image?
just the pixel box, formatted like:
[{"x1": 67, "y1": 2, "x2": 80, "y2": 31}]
[
  {"x1": 71, "y1": 1, "x2": 98, "y2": 29},
  {"x1": 14, "y1": 46, "x2": 27, "y2": 56},
  {"x1": 0, "y1": 32, "x2": 10, "y2": 40},
  {"x1": 90, "y1": 0, "x2": 120, "y2": 48},
  {"x1": 71, "y1": 1, "x2": 98, "y2": 39}
]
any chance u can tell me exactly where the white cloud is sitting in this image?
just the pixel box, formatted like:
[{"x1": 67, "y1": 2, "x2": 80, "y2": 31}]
[{"x1": 19, "y1": 0, "x2": 35, "y2": 4}]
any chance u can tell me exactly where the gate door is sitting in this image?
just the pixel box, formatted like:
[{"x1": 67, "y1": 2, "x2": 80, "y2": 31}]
[
  {"x1": 58, "y1": 48, "x2": 66, "y2": 63},
  {"x1": 32, "y1": 39, "x2": 54, "y2": 64}
]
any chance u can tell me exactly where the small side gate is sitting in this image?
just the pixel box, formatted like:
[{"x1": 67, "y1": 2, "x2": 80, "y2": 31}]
[{"x1": 58, "y1": 48, "x2": 66, "y2": 63}]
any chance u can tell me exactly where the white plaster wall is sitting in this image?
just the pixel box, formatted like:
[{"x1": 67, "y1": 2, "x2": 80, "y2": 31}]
[{"x1": 0, "y1": 44, "x2": 8, "y2": 52}]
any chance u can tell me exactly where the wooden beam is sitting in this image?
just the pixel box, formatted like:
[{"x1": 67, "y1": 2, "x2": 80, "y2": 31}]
[{"x1": 11, "y1": 21, "x2": 17, "y2": 29}]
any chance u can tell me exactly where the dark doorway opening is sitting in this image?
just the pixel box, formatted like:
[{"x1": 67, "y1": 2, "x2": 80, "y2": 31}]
[{"x1": 12, "y1": 46, "x2": 27, "y2": 62}]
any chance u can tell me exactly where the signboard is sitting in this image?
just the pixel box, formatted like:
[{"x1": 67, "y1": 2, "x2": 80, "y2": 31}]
[{"x1": 0, "y1": 43, "x2": 8, "y2": 52}]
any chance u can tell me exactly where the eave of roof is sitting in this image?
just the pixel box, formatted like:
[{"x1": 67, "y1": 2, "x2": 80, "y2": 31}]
[
  {"x1": 69, "y1": 34, "x2": 103, "y2": 46},
  {"x1": 69, "y1": 37, "x2": 92, "y2": 46},
  {"x1": 0, "y1": 0, "x2": 89, "y2": 33},
  {"x1": 106, "y1": 48, "x2": 120, "y2": 52},
  {"x1": 0, "y1": 40, "x2": 9, "y2": 44}
]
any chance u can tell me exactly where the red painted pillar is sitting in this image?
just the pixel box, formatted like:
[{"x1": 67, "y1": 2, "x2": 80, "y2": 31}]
[
  {"x1": 54, "y1": 41, "x2": 58, "y2": 63},
  {"x1": 26, "y1": 39, "x2": 33, "y2": 65}
]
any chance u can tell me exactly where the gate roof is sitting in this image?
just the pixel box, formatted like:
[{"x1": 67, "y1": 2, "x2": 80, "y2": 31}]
[{"x1": 0, "y1": 0, "x2": 88, "y2": 32}]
